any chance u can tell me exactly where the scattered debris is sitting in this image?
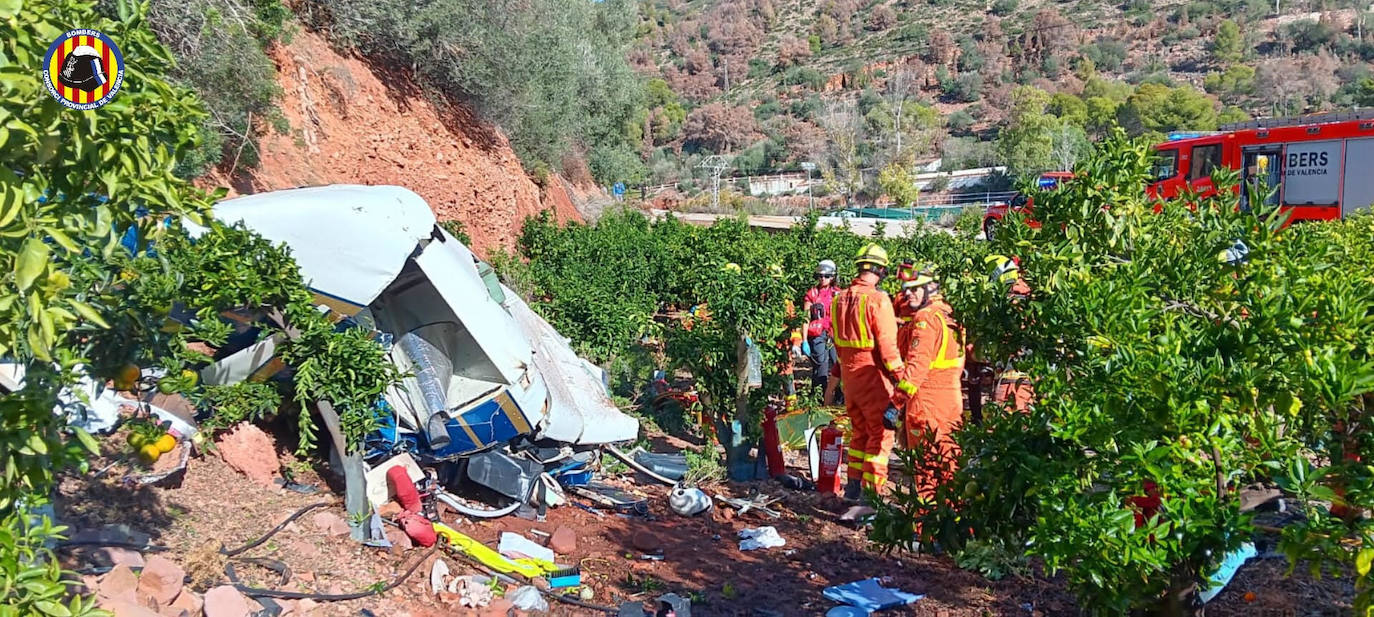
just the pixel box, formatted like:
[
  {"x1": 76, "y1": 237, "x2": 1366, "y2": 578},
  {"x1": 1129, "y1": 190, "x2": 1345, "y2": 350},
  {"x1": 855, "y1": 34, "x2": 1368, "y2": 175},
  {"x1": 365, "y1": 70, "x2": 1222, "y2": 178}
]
[
  {"x1": 738, "y1": 527, "x2": 786, "y2": 551},
  {"x1": 823, "y1": 577, "x2": 924, "y2": 614},
  {"x1": 1200, "y1": 542, "x2": 1258, "y2": 603},
  {"x1": 509, "y1": 585, "x2": 550, "y2": 612},
  {"x1": 499, "y1": 532, "x2": 555, "y2": 563},
  {"x1": 633, "y1": 451, "x2": 688, "y2": 481},
  {"x1": 430, "y1": 559, "x2": 451, "y2": 595},
  {"x1": 668, "y1": 486, "x2": 712, "y2": 517},
  {"x1": 657, "y1": 592, "x2": 692, "y2": 616},
  {"x1": 715, "y1": 493, "x2": 782, "y2": 519}
]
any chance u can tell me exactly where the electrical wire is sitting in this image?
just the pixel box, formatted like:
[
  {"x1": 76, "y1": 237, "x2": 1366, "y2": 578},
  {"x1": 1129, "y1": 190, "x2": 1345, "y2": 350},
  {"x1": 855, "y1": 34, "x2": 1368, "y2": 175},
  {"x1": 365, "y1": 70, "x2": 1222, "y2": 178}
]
[{"x1": 221, "y1": 501, "x2": 333, "y2": 557}]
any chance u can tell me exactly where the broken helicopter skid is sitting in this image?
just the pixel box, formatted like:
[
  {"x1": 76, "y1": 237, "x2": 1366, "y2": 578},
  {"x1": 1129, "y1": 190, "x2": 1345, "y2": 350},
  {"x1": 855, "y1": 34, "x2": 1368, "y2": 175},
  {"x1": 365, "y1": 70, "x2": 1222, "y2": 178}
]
[{"x1": 190, "y1": 185, "x2": 639, "y2": 518}]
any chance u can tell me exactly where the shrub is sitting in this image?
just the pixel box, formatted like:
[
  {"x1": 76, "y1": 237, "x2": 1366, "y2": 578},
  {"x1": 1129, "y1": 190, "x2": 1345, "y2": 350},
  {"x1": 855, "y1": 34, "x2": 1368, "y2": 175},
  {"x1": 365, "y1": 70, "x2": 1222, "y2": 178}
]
[
  {"x1": 991, "y1": 0, "x2": 1018, "y2": 16},
  {"x1": 316, "y1": 0, "x2": 646, "y2": 184},
  {"x1": 784, "y1": 66, "x2": 827, "y2": 90},
  {"x1": 874, "y1": 132, "x2": 1374, "y2": 614},
  {"x1": 947, "y1": 109, "x2": 976, "y2": 135}
]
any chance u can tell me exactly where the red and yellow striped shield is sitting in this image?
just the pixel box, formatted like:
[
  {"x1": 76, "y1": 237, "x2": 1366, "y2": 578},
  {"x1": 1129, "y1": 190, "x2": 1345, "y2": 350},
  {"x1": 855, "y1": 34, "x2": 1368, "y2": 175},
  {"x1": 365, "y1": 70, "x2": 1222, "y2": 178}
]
[{"x1": 42, "y1": 29, "x2": 125, "y2": 110}]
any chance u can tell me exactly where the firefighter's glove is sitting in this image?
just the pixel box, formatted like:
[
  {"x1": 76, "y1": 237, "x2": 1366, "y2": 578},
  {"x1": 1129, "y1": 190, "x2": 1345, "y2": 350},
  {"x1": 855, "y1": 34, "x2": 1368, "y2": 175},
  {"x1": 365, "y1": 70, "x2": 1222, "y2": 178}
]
[{"x1": 883, "y1": 404, "x2": 902, "y2": 431}]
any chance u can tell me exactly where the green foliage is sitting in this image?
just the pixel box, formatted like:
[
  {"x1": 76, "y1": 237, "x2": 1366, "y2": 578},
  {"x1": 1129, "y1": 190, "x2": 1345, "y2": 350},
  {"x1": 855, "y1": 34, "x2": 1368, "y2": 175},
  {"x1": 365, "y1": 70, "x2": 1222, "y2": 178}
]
[
  {"x1": 1079, "y1": 38, "x2": 1127, "y2": 72},
  {"x1": 873, "y1": 132, "x2": 1374, "y2": 614},
  {"x1": 0, "y1": 0, "x2": 218, "y2": 612},
  {"x1": 197, "y1": 383, "x2": 283, "y2": 432},
  {"x1": 996, "y1": 86, "x2": 1057, "y2": 176},
  {"x1": 878, "y1": 162, "x2": 921, "y2": 208},
  {"x1": 946, "y1": 110, "x2": 975, "y2": 135},
  {"x1": 1116, "y1": 82, "x2": 1218, "y2": 137},
  {"x1": 439, "y1": 219, "x2": 473, "y2": 246},
  {"x1": 991, "y1": 0, "x2": 1018, "y2": 16},
  {"x1": 683, "y1": 447, "x2": 725, "y2": 485},
  {"x1": 783, "y1": 66, "x2": 826, "y2": 90},
  {"x1": 1202, "y1": 63, "x2": 1256, "y2": 96},
  {"x1": 512, "y1": 210, "x2": 982, "y2": 465},
  {"x1": 1210, "y1": 19, "x2": 1245, "y2": 65},
  {"x1": 319, "y1": 0, "x2": 645, "y2": 184},
  {"x1": 1281, "y1": 19, "x2": 1338, "y2": 53},
  {"x1": 138, "y1": 0, "x2": 289, "y2": 177}
]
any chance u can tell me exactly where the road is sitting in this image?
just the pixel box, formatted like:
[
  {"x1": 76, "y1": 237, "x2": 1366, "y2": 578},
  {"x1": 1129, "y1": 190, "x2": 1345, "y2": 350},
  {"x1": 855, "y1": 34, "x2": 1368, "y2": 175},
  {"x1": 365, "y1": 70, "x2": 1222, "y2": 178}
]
[{"x1": 645, "y1": 209, "x2": 957, "y2": 238}]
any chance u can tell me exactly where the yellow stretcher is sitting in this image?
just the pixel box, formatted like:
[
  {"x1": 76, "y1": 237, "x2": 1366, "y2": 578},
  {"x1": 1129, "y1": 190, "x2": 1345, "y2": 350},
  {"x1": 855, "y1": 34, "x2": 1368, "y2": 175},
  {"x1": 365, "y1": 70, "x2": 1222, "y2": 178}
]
[{"x1": 432, "y1": 522, "x2": 558, "y2": 578}]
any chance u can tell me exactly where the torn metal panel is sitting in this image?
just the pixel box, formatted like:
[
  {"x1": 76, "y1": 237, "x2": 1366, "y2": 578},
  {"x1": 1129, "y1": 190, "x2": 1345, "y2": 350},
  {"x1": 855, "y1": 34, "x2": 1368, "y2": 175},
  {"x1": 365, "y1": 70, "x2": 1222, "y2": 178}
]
[{"x1": 502, "y1": 287, "x2": 638, "y2": 445}]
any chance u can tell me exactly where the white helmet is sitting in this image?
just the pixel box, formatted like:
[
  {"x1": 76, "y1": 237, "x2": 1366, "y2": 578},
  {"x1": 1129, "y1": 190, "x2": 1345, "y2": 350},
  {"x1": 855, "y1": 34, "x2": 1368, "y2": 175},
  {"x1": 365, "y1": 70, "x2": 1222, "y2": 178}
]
[{"x1": 816, "y1": 260, "x2": 837, "y2": 277}]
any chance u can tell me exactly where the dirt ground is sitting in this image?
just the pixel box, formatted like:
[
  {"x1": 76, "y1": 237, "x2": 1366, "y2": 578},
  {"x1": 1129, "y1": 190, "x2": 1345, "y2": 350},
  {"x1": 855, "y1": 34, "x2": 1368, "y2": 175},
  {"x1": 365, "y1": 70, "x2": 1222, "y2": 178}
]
[{"x1": 55, "y1": 422, "x2": 1353, "y2": 617}]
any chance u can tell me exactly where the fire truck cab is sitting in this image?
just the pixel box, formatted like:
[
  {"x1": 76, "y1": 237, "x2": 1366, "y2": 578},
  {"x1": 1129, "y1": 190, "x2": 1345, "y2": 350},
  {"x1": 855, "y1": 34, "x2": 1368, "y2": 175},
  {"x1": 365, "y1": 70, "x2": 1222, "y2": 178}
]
[{"x1": 1148, "y1": 110, "x2": 1374, "y2": 223}]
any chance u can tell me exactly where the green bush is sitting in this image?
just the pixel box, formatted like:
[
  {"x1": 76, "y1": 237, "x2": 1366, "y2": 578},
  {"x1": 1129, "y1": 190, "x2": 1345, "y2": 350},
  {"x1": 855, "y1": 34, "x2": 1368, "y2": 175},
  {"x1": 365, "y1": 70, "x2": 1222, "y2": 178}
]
[
  {"x1": 135, "y1": 0, "x2": 293, "y2": 177},
  {"x1": 784, "y1": 66, "x2": 827, "y2": 90},
  {"x1": 946, "y1": 109, "x2": 976, "y2": 135},
  {"x1": 991, "y1": 0, "x2": 1018, "y2": 16},
  {"x1": 874, "y1": 132, "x2": 1374, "y2": 614},
  {"x1": 316, "y1": 0, "x2": 646, "y2": 184}
]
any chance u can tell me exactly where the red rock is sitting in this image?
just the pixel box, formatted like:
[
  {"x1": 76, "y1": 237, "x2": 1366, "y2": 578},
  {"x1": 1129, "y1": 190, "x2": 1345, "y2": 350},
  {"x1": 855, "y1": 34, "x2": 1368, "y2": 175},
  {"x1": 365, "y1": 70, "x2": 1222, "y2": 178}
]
[
  {"x1": 168, "y1": 589, "x2": 202, "y2": 617},
  {"x1": 297, "y1": 570, "x2": 315, "y2": 584},
  {"x1": 295, "y1": 599, "x2": 318, "y2": 615},
  {"x1": 100, "y1": 599, "x2": 162, "y2": 617},
  {"x1": 215, "y1": 423, "x2": 279, "y2": 485},
  {"x1": 549, "y1": 526, "x2": 576, "y2": 555},
  {"x1": 630, "y1": 530, "x2": 661, "y2": 553},
  {"x1": 286, "y1": 538, "x2": 320, "y2": 560},
  {"x1": 138, "y1": 555, "x2": 186, "y2": 606},
  {"x1": 99, "y1": 564, "x2": 140, "y2": 603},
  {"x1": 203, "y1": 585, "x2": 251, "y2": 617},
  {"x1": 310, "y1": 511, "x2": 349, "y2": 536}
]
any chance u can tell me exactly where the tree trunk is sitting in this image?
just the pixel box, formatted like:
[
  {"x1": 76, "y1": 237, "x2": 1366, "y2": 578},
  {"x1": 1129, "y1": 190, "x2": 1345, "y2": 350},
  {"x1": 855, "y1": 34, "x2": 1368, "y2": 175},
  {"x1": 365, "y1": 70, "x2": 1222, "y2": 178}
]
[
  {"x1": 267, "y1": 307, "x2": 369, "y2": 541},
  {"x1": 722, "y1": 335, "x2": 757, "y2": 481}
]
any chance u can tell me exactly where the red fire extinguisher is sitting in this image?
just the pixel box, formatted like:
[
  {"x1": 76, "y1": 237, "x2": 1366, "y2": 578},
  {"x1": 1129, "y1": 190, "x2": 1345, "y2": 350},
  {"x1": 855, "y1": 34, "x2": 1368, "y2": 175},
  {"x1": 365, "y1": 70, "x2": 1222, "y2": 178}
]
[
  {"x1": 760, "y1": 402, "x2": 786, "y2": 479},
  {"x1": 812, "y1": 423, "x2": 845, "y2": 495}
]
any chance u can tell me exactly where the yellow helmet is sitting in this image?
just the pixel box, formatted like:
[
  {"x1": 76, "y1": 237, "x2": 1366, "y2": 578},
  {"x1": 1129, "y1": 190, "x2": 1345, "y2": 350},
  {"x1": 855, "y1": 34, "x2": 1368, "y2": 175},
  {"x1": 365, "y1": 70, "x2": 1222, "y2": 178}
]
[
  {"x1": 986, "y1": 254, "x2": 1019, "y2": 285},
  {"x1": 854, "y1": 243, "x2": 889, "y2": 269},
  {"x1": 901, "y1": 265, "x2": 937, "y2": 290}
]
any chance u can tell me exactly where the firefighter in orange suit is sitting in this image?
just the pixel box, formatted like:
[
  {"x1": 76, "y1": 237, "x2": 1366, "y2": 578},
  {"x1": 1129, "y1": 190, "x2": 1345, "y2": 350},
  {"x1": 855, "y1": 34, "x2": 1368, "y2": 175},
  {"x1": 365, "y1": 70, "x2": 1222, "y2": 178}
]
[
  {"x1": 987, "y1": 255, "x2": 1034, "y2": 413},
  {"x1": 831, "y1": 243, "x2": 905, "y2": 506},
  {"x1": 888, "y1": 269, "x2": 965, "y2": 497}
]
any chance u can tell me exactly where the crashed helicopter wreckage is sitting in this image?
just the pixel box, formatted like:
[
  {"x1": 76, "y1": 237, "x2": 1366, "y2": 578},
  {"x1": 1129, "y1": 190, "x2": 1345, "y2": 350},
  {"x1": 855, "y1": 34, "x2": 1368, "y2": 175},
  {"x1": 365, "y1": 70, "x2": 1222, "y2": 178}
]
[{"x1": 188, "y1": 185, "x2": 639, "y2": 520}]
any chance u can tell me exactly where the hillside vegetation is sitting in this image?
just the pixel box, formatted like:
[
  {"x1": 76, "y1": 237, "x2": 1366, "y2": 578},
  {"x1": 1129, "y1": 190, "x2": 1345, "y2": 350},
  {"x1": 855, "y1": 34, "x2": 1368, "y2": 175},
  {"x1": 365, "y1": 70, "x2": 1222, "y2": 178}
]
[{"x1": 628, "y1": 0, "x2": 1374, "y2": 200}]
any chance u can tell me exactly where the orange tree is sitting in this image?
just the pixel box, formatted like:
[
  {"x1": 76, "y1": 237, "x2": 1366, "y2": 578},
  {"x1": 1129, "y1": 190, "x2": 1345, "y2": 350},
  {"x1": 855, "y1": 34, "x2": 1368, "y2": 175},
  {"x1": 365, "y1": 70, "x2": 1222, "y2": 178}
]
[
  {"x1": 507, "y1": 209, "x2": 982, "y2": 476},
  {"x1": 2, "y1": 2, "x2": 401, "y2": 613},
  {"x1": 871, "y1": 132, "x2": 1374, "y2": 615},
  {"x1": 1, "y1": 0, "x2": 215, "y2": 613}
]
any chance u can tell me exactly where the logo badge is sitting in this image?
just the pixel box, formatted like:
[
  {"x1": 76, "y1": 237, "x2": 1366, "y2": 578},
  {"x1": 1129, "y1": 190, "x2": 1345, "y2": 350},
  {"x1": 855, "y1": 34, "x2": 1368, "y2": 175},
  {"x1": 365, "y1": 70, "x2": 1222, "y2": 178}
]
[{"x1": 42, "y1": 29, "x2": 125, "y2": 110}]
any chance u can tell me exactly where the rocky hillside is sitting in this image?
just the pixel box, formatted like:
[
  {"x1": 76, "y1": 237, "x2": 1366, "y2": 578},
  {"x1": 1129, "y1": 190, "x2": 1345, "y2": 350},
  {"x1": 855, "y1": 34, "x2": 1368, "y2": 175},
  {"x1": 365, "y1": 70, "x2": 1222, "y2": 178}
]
[
  {"x1": 628, "y1": 0, "x2": 1374, "y2": 194},
  {"x1": 193, "y1": 32, "x2": 588, "y2": 257}
]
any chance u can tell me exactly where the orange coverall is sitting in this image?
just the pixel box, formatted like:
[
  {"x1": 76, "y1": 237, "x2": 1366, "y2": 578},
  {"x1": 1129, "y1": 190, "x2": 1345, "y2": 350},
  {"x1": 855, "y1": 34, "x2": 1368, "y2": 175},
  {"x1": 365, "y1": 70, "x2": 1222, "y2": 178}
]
[
  {"x1": 993, "y1": 276, "x2": 1034, "y2": 413},
  {"x1": 831, "y1": 278, "x2": 904, "y2": 494},
  {"x1": 892, "y1": 297, "x2": 965, "y2": 496}
]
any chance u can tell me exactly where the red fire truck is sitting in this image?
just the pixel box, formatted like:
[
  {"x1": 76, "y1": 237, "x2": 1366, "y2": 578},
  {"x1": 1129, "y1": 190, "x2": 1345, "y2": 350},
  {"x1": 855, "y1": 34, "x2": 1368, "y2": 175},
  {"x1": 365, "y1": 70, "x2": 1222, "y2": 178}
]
[
  {"x1": 1148, "y1": 110, "x2": 1374, "y2": 223},
  {"x1": 982, "y1": 110, "x2": 1374, "y2": 238}
]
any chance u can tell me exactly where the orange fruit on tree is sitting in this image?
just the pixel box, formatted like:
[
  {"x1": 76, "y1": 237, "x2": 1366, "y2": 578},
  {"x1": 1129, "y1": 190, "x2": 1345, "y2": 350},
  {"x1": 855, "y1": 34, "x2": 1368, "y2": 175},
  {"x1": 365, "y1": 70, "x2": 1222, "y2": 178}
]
[
  {"x1": 112, "y1": 364, "x2": 140, "y2": 390},
  {"x1": 139, "y1": 444, "x2": 161, "y2": 464},
  {"x1": 154, "y1": 434, "x2": 177, "y2": 454}
]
